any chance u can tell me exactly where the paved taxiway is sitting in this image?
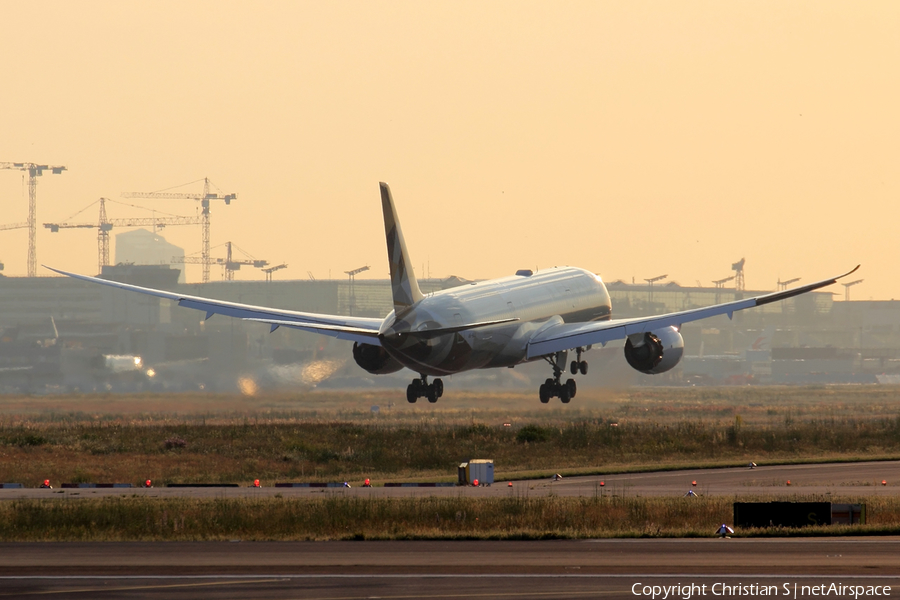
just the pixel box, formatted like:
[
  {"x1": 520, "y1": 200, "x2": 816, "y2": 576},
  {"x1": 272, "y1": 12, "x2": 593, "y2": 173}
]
[
  {"x1": 2, "y1": 539, "x2": 899, "y2": 599},
  {"x1": 2, "y1": 460, "x2": 899, "y2": 499}
]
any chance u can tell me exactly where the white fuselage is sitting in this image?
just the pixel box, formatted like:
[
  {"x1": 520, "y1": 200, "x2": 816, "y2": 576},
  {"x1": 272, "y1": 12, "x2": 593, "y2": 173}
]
[{"x1": 378, "y1": 267, "x2": 611, "y2": 376}]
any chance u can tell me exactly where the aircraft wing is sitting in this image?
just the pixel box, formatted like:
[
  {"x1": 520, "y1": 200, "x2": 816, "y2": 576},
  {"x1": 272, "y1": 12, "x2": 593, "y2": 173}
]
[
  {"x1": 525, "y1": 265, "x2": 859, "y2": 359},
  {"x1": 44, "y1": 266, "x2": 385, "y2": 346}
]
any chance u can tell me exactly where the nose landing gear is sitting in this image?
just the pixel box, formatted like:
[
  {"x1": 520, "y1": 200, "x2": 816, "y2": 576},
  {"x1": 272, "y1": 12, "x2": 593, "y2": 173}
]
[
  {"x1": 407, "y1": 375, "x2": 444, "y2": 403},
  {"x1": 539, "y1": 351, "x2": 579, "y2": 404}
]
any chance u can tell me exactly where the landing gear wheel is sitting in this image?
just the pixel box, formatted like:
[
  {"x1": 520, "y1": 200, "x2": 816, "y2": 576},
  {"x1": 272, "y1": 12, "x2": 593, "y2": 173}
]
[
  {"x1": 579, "y1": 361, "x2": 588, "y2": 375},
  {"x1": 539, "y1": 383, "x2": 550, "y2": 404},
  {"x1": 539, "y1": 353, "x2": 573, "y2": 405},
  {"x1": 408, "y1": 376, "x2": 444, "y2": 404}
]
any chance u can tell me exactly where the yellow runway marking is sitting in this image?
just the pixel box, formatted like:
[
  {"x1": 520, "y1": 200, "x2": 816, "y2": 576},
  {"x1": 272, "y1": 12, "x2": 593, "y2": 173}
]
[{"x1": 1, "y1": 577, "x2": 282, "y2": 596}]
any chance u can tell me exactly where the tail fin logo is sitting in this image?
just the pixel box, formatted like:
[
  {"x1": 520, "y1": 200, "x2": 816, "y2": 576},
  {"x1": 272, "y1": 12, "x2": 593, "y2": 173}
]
[
  {"x1": 380, "y1": 183, "x2": 423, "y2": 310},
  {"x1": 750, "y1": 326, "x2": 775, "y2": 351}
]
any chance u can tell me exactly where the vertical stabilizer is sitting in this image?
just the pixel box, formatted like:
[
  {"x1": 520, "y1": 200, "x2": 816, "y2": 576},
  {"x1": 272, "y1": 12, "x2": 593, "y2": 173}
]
[{"x1": 380, "y1": 182, "x2": 424, "y2": 311}]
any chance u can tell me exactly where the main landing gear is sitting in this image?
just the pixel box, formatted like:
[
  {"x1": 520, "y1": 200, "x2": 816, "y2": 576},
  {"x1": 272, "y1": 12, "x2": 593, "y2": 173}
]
[
  {"x1": 570, "y1": 347, "x2": 588, "y2": 375},
  {"x1": 407, "y1": 375, "x2": 443, "y2": 403},
  {"x1": 539, "y1": 349, "x2": 587, "y2": 404}
]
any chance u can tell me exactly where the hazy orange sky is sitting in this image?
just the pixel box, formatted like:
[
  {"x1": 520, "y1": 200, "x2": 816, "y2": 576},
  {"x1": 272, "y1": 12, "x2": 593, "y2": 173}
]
[{"x1": 1, "y1": 1, "x2": 897, "y2": 299}]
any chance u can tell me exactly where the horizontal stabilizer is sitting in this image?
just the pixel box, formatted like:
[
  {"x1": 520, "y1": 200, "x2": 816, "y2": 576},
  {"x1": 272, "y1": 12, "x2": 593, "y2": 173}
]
[
  {"x1": 246, "y1": 316, "x2": 520, "y2": 343},
  {"x1": 404, "y1": 317, "x2": 520, "y2": 339},
  {"x1": 244, "y1": 318, "x2": 382, "y2": 345}
]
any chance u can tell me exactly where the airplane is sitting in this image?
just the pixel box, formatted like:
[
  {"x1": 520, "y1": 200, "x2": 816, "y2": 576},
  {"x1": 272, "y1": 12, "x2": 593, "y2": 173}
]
[{"x1": 46, "y1": 182, "x2": 859, "y2": 404}]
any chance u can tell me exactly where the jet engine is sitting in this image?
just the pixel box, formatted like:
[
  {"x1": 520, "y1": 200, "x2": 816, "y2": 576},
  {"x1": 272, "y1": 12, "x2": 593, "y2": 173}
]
[
  {"x1": 623, "y1": 326, "x2": 684, "y2": 374},
  {"x1": 352, "y1": 342, "x2": 404, "y2": 374}
]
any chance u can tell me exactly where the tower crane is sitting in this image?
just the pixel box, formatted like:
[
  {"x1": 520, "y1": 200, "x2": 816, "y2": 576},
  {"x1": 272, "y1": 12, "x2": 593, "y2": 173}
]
[
  {"x1": 731, "y1": 258, "x2": 746, "y2": 292},
  {"x1": 643, "y1": 274, "x2": 667, "y2": 309},
  {"x1": 842, "y1": 279, "x2": 863, "y2": 302},
  {"x1": 0, "y1": 222, "x2": 29, "y2": 232},
  {"x1": 173, "y1": 241, "x2": 269, "y2": 281},
  {"x1": 0, "y1": 162, "x2": 66, "y2": 277},
  {"x1": 712, "y1": 275, "x2": 735, "y2": 305},
  {"x1": 777, "y1": 277, "x2": 800, "y2": 292},
  {"x1": 122, "y1": 178, "x2": 236, "y2": 283},
  {"x1": 262, "y1": 263, "x2": 288, "y2": 282},
  {"x1": 44, "y1": 198, "x2": 202, "y2": 274},
  {"x1": 345, "y1": 265, "x2": 370, "y2": 316}
]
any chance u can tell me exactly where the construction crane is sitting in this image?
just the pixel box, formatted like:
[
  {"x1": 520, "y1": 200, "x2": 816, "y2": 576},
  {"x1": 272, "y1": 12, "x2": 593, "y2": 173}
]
[
  {"x1": 345, "y1": 265, "x2": 370, "y2": 316},
  {"x1": 842, "y1": 279, "x2": 863, "y2": 302},
  {"x1": 0, "y1": 222, "x2": 29, "y2": 232},
  {"x1": 262, "y1": 263, "x2": 288, "y2": 282},
  {"x1": 713, "y1": 276, "x2": 735, "y2": 287},
  {"x1": 643, "y1": 274, "x2": 667, "y2": 309},
  {"x1": 777, "y1": 277, "x2": 800, "y2": 291},
  {"x1": 731, "y1": 258, "x2": 746, "y2": 292},
  {"x1": 0, "y1": 162, "x2": 67, "y2": 277},
  {"x1": 712, "y1": 275, "x2": 735, "y2": 304},
  {"x1": 122, "y1": 178, "x2": 236, "y2": 283},
  {"x1": 173, "y1": 241, "x2": 268, "y2": 281},
  {"x1": 44, "y1": 198, "x2": 202, "y2": 274}
]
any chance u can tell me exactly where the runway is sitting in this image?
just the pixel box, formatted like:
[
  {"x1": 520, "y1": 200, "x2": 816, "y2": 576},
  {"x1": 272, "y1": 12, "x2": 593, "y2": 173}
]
[
  {"x1": 3, "y1": 462, "x2": 900, "y2": 598},
  {"x1": 2, "y1": 460, "x2": 899, "y2": 499},
  {"x1": 1, "y1": 539, "x2": 899, "y2": 599}
]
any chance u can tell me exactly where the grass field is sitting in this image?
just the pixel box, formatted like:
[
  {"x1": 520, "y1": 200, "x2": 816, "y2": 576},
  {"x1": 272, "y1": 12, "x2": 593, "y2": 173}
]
[
  {"x1": 1, "y1": 386, "x2": 900, "y2": 541},
  {"x1": 1, "y1": 386, "x2": 899, "y2": 486},
  {"x1": 1, "y1": 494, "x2": 898, "y2": 541}
]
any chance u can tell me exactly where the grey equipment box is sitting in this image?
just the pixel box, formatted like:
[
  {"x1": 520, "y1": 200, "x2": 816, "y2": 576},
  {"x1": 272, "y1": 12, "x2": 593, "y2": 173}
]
[{"x1": 458, "y1": 459, "x2": 494, "y2": 485}]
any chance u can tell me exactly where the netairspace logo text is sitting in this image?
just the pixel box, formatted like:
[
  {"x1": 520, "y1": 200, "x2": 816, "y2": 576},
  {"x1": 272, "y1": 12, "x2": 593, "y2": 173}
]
[{"x1": 632, "y1": 582, "x2": 891, "y2": 599}]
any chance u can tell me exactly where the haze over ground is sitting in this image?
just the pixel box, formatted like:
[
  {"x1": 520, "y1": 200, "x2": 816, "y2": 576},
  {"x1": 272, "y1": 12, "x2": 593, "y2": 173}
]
[{"x1": 1, "y1": 1, "x2": 896, "y2": 299}]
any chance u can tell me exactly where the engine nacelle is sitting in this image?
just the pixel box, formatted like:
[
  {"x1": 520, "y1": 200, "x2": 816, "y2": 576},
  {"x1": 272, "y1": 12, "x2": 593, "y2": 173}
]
[
  {"x1": 623, "y1": 326, "x2": 684, "y2": 374},
  {"x1": 352, "y1": 342, "x2": 404, "y2": 375}
]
